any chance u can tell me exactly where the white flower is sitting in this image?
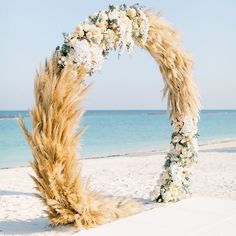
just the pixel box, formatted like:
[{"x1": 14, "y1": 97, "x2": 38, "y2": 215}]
[
  {"x1": 170, "y1": 164, "x2": 182, "y2": 183},
  {"x1": 175, "y1": 143, "x2": 182, "y2": 154},
  {"x1": 76, "y1": 25, "x2": 84, "y2": 38},
  {"x1": 86, "y1": 31, "x2": 92, "y2": 40},
  {"x1": 137, "y1": 10, "x2": 150, "y2": 44},
  {"x1": 162, "y1": 190, "x2": 173, "y2": 202},
  {"x1": 172, "y1": 135, "x2": 181, "y2": 143},
  {"x1": 181, "y1": 116, "x2": 198, "y2": 135},
  {"x1": 169, "y1": 184, "x2": 179, "y2": 198},
  {"x1": 104, "y1": 29, "x2": 116, "y2": 46},
  {"x1": 181, "y1": 147, "x2": 192, "y2": 158},
  {"x1": 81, "y1": 23, "x2": 91, "y2": 32},
  {"x1": 181, "y1": 147, "x2": 188, "y2": 156},
  {"x1": 180, "y1": 137, "x2": 189, "y2": 144},
  {"x1": 99, "y1": 11, "x2": 108, "y2": 21},
  {"x1": 86, "y1": 25, "x2": 103, "y2": 44},
  {"x1": 186, "y1": 151, "x2": 193, "y2": 158},
  {"x1": 97, "y1": 21, "x2": 107, "y2": 32},
  {"x1": 70, "y1": 39, "x2": 104, "y2": 72},
  {"x1": 108, "y1": 10, "x2": 119, "y2": 21},
  {"x1": 127, "y1": 7, "x2": 136, "y2": 18}
]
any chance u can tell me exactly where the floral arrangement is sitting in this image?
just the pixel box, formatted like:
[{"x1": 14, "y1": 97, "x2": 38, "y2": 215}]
[
  {"x1": 152, "y1": 116, "x2": 199, "y2": 202},
  {"x1": 56, "y1": 4, "x2": 150, "y2": 74}
]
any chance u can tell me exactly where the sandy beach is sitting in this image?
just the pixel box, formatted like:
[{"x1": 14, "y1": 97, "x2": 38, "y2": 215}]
[{"x1": 0, "y1": 140, "x2": 236, "y2": 235}]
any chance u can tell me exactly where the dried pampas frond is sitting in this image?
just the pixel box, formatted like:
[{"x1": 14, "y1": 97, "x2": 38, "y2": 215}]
[
  {"x1": 143, "y1": 10, "x2": 200, "y2": 120},
  {"x1": 19, "y1": 55, "x2": 140, "y2": 228}
]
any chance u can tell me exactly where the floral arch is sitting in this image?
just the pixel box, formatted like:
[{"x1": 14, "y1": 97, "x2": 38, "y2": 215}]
[{"x1": 19, "y1": 4, "x2": 199, "y2": 229}]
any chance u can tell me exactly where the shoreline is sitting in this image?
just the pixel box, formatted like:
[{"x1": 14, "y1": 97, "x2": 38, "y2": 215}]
[
  {"x1": 1, "y1": 137, "x2": 236, "y2": 170},
  {"x1": 0, "y1": 140, "x2": 236, "y2": 235}
]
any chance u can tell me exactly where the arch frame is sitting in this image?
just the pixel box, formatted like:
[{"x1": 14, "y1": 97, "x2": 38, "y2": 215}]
[{"x1": 19, "y1": 4, "x2": 199, "y2": 229}]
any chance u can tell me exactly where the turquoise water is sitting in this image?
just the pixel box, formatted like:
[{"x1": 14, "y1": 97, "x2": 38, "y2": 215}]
[{"x1": 0, "y1": 110, "x2": 236, "y2": 168}]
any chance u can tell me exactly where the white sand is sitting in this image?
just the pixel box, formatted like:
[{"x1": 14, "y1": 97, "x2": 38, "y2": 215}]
[{"x1": 0, "y1": 140, "x2": 236, "y2": 235}]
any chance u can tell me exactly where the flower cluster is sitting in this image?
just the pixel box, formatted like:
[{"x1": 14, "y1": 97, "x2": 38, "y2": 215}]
[
  {"x1": 151, "y1": 116, "x2": 199, "y2": 203},
  {"x1": 56, "y1": 4, "x2": 150, "y2": 74}
]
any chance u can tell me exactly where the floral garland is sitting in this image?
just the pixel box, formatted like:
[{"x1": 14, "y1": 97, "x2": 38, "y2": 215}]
[
  {"x1": 152, "y1": 116, "x2": 199, "y2": 202},
  {"x1": 56, "y1": 4, "x2": 150, "y2": 74},
  {"x1": 54, "y1": 4, "x2": 199, "y2": 204}
]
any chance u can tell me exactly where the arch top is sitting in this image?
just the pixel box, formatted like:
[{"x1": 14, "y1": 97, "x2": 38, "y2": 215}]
[
  {"x1": 56, "y1": 4, "x2": 150, "y2": 74},
  {"x1": 56, "y1": 3, "x2": 199, "y2": 120}
]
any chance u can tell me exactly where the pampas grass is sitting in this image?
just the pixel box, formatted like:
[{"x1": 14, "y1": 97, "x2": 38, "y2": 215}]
[
  {"x1": 18, "y1": 55, "x2": 140, "y2": 229},
  {"x1": 18, "y1": 9, "x2": 199, "y2": 230},
  {"x1": 143, "y1": 10, "x2": 199, "y2": 121}
]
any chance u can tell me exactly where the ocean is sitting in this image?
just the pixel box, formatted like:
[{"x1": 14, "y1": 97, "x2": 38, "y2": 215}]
[{"x1": 0, "y1": 110, "x2": 236, "y2": 168}]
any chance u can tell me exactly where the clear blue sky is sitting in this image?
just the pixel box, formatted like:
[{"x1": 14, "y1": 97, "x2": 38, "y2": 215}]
[{"x1": 0, "y1": 0, "x2": 235, "y2": 110}]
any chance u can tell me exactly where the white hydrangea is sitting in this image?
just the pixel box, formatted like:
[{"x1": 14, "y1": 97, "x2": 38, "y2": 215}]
[
  {"x1": 116, "y1": 12, "x2": 134, "y2": 54},
  {"x1": 170, "y1": 164, "x2": 182, "y2": 183},
  {"x1": 104, "y1": 29, "x2": 116, "y2": 49},
  {"x1": 70, "y1": 39, "x2": 104, "y2": 72},
  {"x1": 181, "y1": 116, "x2": 198, "y2": 135},
  {"x1": 108, "y1": 8, "x2": 119, "y2": 20}
]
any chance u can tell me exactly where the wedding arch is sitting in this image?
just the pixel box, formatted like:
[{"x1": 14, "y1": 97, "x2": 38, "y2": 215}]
[{"x1": 19, "y1": 4, "x2": 199, "y2": 229}]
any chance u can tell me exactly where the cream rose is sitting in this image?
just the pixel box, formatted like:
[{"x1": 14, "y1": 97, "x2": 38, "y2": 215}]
[
  {"x1": 127, "y1": 8, "x2": 136, "y2": 18},
  {"x1": 76, "y1": 26, "x2": 84, "y2": 38},
  {"x1": 99, "y1": 11, "x2": 108, "y2": 21}
]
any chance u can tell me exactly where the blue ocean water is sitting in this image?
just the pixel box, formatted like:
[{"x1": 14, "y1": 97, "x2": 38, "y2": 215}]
[{"x1": 0, "y1": 110, "x2": 236, "y2": 168}]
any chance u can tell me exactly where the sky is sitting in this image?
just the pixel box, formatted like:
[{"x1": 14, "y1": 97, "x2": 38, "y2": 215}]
[{"x1": 0, "y1": 0, "x2": 235, "y2": 110}]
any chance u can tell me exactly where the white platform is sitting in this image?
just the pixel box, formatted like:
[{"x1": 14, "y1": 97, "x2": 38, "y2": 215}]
[{"x1": 74, "y1": 196, "x2": 236, "y2": 236}]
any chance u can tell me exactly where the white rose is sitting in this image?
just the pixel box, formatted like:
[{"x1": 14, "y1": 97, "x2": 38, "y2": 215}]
[
  {"x1": 94, "y1": 33, "x2": 103, "y2": 44},
  {"x1": 82, "y1": 23, "x2": 91, "y2": 32},
  {"x1": 105, "y1": 29, "x2": 115, "y2": 42},
  {"x1": 172, "y1": 135, "x2": 181, "y2": 143},
  {"x1": 97, "y1": 21, "x2": 107, "y2": 32},
  {"x1": 175, "y1": 143, "x2": 182, "y2": 154},
  {"x1": 86, "y1": 31, "x2": 92, "y2": 40},
  {"x1": 69, "y1": 37, "x2": 78, "y2": 47},
  {"x1": 180, "y1": 137, "x2": 189, "y2": 144},
  {"x1": 127, "y1": 8, "x2": 136, "y2": 18},
  {"x1": 108, "y1": 10, "x2": 119, "y2": 21},
  {"x1": 99, "y1": 11, "x2": 108, "y2": 21},
  {"x1": 76, "y1": 26, "x2": 84, "y2": 38},
  {"x1": 181, "y1": 147, "x2": 190, "y2": 157}
]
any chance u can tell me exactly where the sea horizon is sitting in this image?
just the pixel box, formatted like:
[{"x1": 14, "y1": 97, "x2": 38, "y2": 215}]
[{"x1": 0, "y1": 109, "x2": 236, "y2": 168}]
